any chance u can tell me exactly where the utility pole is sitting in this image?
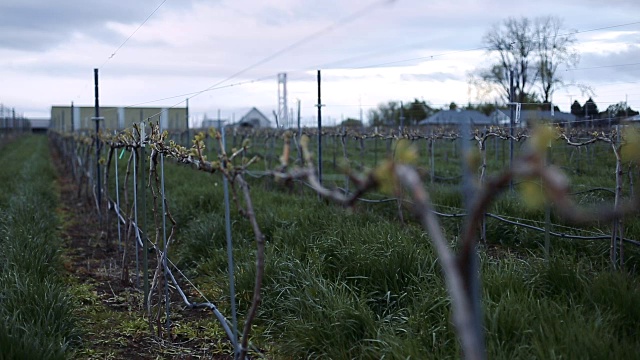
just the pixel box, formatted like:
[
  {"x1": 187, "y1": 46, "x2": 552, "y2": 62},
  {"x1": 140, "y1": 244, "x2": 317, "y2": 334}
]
[
  {"x1": 585, "y1": 102, "x2": 589, "y2": 128},
  {"x1": 296, "y1": 99, "x2": 302, "y2": 165},
  {"x1": 71, "y1": 101, "x2": 75, "y2": 133},
  {"x1": 93, "y1": 68, "x2": 103, "y2": 217},
  {"x1": 297, "y1": 100, "x2": 302, "y2": 138},
  {"x1": 399, "y1": 101, "x2": 405, "y2": 131},
  {"x1": 316, "y1": 70, "x2": 324, "y2": 186},
  {"x1": 359, "y1": 96, "x2": 363, "y2": 126},
  {"x1": 138, "y1": 111, "x2": 149, "y2": 308},
  {"x1": 509, "y1": 68, "x2": 515, "y2": 191},
  {"x1": 290, "y1": 108, "x2": 294, "y2": 128},
  {"x1": 567, "y1": 94, "x2": 575, "y2": 128},
  {"x1": 185, "y1": 98, "x2": 190, "y2": 145},
  {"x1": 626, "y1": 94, "x2": 629, "y2": 120},
  {"x1": 277, "y1": 73, "x2": 289, "y2": 128},
  {"x1": 297, "y1": 100, "x2": 302, "y2": 137}
]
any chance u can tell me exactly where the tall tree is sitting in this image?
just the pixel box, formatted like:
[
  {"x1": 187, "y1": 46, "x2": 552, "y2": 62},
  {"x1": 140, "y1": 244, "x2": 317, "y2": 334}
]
[
  {"x1": 340, "y1": 118, "x2": 363, "y2": 128},
  {"x1": 405, "y1": 99, "x2": 432, "y2": 124},
  {"x1": 534, "y1": 16, "x2": 579, "y2": 103},
  {"x1": 368, "y1": 99, "x2": 434, "y2": 126},
  {"x1": 368, "y1": 101, "x2": 400, "y2": 126},
  {"x1": 584, "y1": 97, "x2": 599, "y2": 119},
  {"x1": 472, "y1": 16, "x2": 580, "y2": 105},
  {"x1": 480, "y1": 17, "x2": 538, "y2": 103},
  {"x1": 604, "y1": 102, "x2": 639, "y2": 119},
  {"x1": 570, "y1": 100, "x2": 583, "y2": 118}
]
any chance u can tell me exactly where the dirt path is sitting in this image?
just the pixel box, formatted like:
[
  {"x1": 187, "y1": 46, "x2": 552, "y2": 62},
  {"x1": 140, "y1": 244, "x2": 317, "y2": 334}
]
[{"x1": 52, "y1": 145, "x2": 234, "y2": 359}]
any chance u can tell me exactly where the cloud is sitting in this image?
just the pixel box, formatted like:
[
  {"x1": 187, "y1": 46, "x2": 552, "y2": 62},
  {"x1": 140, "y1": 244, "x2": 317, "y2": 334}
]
[
  {"x1": 570, "y1": 44, "x2": 640, "y2": 83},
  {"x1": 400, "y1": 72, "x2": 462, "y2": 82},
  {"x1": 577, "y1": 0, "x2": 640, "y2": 8},
  {"x1": 0, "y1": 0, "x2": 196, "y2": 51},
  {"x1": 4, "y1": 0, "x2": 640, "y2": 120},
  {"x1": 590, "y1": 30, "x2": 639, "y2": 41}
]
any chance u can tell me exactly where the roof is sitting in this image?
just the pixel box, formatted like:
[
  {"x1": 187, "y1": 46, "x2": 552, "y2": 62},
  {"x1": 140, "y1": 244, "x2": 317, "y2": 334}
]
[
  {"x1": 624, "y1": 114, "x2": 640, "y2": 122},
  {"x1": 29, "y1": 118, "x2": 50, "y2": 129},
  {"x1": 237, "y1": 107, "x2": 271, "y2": 128},
  {"x1": 418, "y1": 110, "x2": 492, "y2": 126},
  {"x1": 491, "y1": 109, "x2": 576, "y2": 125}
]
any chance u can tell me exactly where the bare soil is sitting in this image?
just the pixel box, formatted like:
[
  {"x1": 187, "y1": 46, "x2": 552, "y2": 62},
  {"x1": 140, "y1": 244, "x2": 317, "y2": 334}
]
[{"x1": 52, "y1": 145, "x2": 235, "y2": 359}]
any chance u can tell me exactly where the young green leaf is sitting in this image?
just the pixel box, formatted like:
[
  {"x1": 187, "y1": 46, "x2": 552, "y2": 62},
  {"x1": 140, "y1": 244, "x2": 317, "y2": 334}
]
[{"x1": 622, "y1": 127, "x2": 640, "y2": 163}]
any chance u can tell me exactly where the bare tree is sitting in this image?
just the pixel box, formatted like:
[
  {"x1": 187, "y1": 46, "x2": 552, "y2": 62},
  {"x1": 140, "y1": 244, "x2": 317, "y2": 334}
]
[
  {"x1": 481, "y1": 17, "x2": 538, "y2": 103},
  {"x1": 534, "y1": 16, "x2": 579, "y2": 103},
  {"x1": 472, "y1": 16, "x2": 580, "y2": 106}
]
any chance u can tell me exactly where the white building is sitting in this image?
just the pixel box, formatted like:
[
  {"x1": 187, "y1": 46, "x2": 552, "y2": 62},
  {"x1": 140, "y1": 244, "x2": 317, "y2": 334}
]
[{"x1": 236, "y1": 107, "x2": 271, "y2": 128}]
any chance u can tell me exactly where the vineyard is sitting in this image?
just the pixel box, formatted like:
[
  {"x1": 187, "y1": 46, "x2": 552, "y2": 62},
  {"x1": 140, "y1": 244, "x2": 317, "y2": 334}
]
[
  {"x1": 2, "y1": 122, "x2": 640, "y2": 359},
  {"x1": 6, "y1": 1, "x2": 640, "y2": 358}
]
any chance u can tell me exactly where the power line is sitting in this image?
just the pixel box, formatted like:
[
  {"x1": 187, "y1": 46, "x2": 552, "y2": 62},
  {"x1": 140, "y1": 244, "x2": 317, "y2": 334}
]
[
  {"x1": 88, "y1": 17, "x2": 640, "y2": 120},
  {"x1": 99, "y1": 0, "x2": 169, "y2": 69},
  {"x1": 353, "y1": 47, "x2": 488, "y2": 69},
  {"x1": 70, "y1": 0, "x2": 169, "y2": 103},
  {"x1": 567, "y1": 61, "x2": 640, "y2": 71},
  {"x1": 95, "y1": 75, "x2": 277, "y2": 119},
  {"x1": 191, "y1": 0, "x2": 396, "y2": 99},
  {"x1": 318, "y1": 21, "x2": 640, "y2": 71},
  {"x1": 592, "y1": 80, "x2": 640, "y2": 87},
  {"x1": 142, "y1": 0, "x2": 397, "y2": 120},
  {"x1": 98, "y1": 71, "x2": 318, "y2": 117},
  {"x1": 125, "y1": 76, "x2": 275, "y2": 108},
  {"x1": 570, "y1": 20, "x2": 640, "y2": 36}
]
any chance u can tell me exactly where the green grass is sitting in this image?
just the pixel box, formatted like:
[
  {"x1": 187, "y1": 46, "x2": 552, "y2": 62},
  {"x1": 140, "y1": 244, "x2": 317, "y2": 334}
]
[
  {"x1": 0, "y1": 135, "x2": 79, "y2": 359},
  {"x1": 100, "y1": 129, "x2": 640, "y2": 359}
]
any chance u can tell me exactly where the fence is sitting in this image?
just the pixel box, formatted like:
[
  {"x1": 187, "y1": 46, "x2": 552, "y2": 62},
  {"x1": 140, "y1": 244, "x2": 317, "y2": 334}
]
[
  {"x1": 49, "y1": 121, "x2": 640, "y2": 359},
  {"x1": 0, "y1": 105, "x2": 31, "y2": 146}
]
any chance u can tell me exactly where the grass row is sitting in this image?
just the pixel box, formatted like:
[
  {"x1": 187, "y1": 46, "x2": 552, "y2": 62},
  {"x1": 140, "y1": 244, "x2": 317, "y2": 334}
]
[
  {"x1": 101, "y1": 134, "x2": 640, "y2": 358},
  {"x1": 0, "y1": 135, "x2": 79, "y2": 359},
  {"x1": 155, "y1": 162, "x2": 638, "y2": 358}
]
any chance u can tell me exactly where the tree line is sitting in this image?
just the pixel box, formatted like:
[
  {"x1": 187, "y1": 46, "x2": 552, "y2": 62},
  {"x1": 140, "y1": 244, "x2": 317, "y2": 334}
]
[
  {"x1": 361, "y1": 15, "x2": 636, "y2": 127},
  {"x1": 571, "y1": 98, "x2": 639, "y2": 125}
]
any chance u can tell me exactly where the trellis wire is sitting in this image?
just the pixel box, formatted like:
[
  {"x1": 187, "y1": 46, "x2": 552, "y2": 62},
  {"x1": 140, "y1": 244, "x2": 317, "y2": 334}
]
[
  {"x1": 106, "y1": 196, "x2": 239, "y2": 347},
  {"x1": 485, "y1": 213, "x2": 640, "y2": 246},
  {"x1": 326, "y1": 182, "x2": 640, "y2": 246},
  {"x1": 59, "y1": 126, "x2": 640, "y2": 256},
  {"x1": 67, "y1": 125, "x2": 246, "y2": 354},
  {"x1": 48, "y1": 122, "x2": 638, "y2": 359}
]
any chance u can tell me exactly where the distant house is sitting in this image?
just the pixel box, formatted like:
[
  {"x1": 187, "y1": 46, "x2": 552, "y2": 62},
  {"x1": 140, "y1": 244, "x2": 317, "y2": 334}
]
[
  {"x1": 236, "y1": 107, "x2": 271, "y2": 128},
  {"x1": 29, "y1": 118, "x2": 50, "y2": 133},
  {"x1": 418, "y1": 110, "x2": 492, "y2": 126},
  {"x1": 490, "y1": 109, "x2": 576, "y2": 127},
  {"x1": 623, "y1": 114, "x2": 640, "y2": 123},
  {"x1": 491, "y1": 110, "x2": 511, "y2": 126}
]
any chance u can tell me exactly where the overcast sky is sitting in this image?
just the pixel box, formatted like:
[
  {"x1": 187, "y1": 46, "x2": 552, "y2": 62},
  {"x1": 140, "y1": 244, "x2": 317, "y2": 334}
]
[{"x1": 1, "y1": 0, "x2": 639, "y2": 126}]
